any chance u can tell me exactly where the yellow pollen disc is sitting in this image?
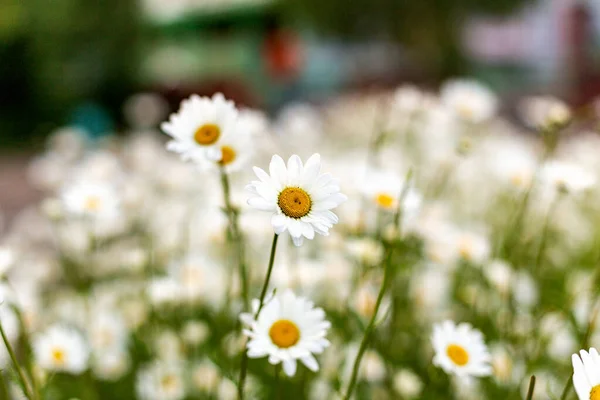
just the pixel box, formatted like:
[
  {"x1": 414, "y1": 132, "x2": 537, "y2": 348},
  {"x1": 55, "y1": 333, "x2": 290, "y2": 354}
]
[
  {"x1": 193, "y1": 123, "x2": 221, "y2": 145},
  {"x1": 85, "y1": 196, "x2": 101, "y2": 211},
  {"x1": 591, "y1": 385, "x2": 600, "y2": 400},
  {"x1": 219, "y1": 145, "x2": 236, "y2": 165},
  {"x1": 375, "y1": 193, "x2": 395, "y2": 209},
  {"x1": 269, "y1": 319, "x2": 300, "y2": 348},
  {"x1": 51, "y1": 348, "x2": 66, "y2": 365},
  {"x1": 278, "y1": 187, "x2": 311, "y2": 219},
  {"x1": 446, "y1": 344, "x2": 469, "y2": 366},
  {"x1": 161, "y1": 375, "x2": 177, "y2": 391},
  {"x1": 458, "y1": 240, "x2": 473, "y2": 260}
]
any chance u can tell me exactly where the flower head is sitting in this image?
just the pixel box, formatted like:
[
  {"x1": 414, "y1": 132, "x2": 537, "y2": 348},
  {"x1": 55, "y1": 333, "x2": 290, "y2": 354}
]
[
  {"x1": 161, "y1": 93, "x2": 238, "y2": 164},
  {"x1": 573, "y1": 348, "x2": 600, "y2": 400},
  {"x1": 136, "y1": 361, "x2": 186, "y2": 400},
  {"x1": 440, "y1": 79, "x2": 498, "y2": 124},
  {"x1": 33, "y1": 325, "x2": 90, "y2": 374},
  {"x1": 242, "y1": 289, "x2": 331, "y2": 376},
  {"x1": 246, "y1": 154, "x2": 347, "y2": 246},
  {"x1": 432, "y1": 320, "x2": 492, "y2": 378},
  {"x1": 61, "y1": 182, "x2": 119, "y2": 219}
]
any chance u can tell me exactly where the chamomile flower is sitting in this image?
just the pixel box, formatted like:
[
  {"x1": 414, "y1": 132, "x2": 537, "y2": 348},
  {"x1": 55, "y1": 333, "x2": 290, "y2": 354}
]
[
  {"x1": 33, "y1": 325, "x2": 90, "y2": 374},
  {"x1": 540, "y1": 160, "x2": 596, "y2": 195},
  {"x1": 136, "y1": 361, "x2": 186, "y2": 400},
  {"x1": 61, "y1": 182, "x2": 119, "y2": 219},
  {"x1": 521, "y1": 95, "x2": 571, "y2": 129},
  {"x1": 161, "y1": 93, "x2": 238, "y2": 164},
  {"x1": 440, "y1": 79, "x2": 498, "y2": 124},
  {"x1": 246, "y1": 154, "x2": 347, "y2": 246},
  {"x1": 242, "y1": 289, "x2": 331, "y2": 377},
  {"x1": 361, "y1": 171, "x2": 422, "y2": 218},
  {"x1": 432, "y1": 320, "x2": 492, "y2": 378},
  {"x1": 572, "y1": 348, "x2": 600, "y2": 400}
]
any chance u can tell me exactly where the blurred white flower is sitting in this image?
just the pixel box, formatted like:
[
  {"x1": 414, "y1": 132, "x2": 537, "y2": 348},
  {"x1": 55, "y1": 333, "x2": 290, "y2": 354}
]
[
  {"x1": 432, "y1": 320, "x2": 492, "y2": 378},
  {"x1": 440, "y1": 79, "x2": 498, "y2": 124},
  {"x1": 393, "y1": 369, "x2": 423, "y2": 398},
  {"x1": 520, "y1": 95, "x2": 571, "y2": 129},
  {"x1": 61, "y1": 182, "x2": 120, "y2": 219},
  {"x1": 246, "y1": 154, "x2": 347, "y2": 246},
  {"x1": 34, "y1": 325, "x2": 90, "y2": 374},
  {"x1": 243, "y1": 289, "x2": 331, "y2": 376},
  {"x1": 540, "y1": 160, "x2": 596, "y2": 195},
  {"x1": 136, "y1": 361, "x2": 186, "y2": 400}
]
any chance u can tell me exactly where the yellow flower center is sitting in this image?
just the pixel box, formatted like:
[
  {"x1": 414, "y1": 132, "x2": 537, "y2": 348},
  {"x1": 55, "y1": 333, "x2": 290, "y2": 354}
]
[
  {"x1": 51, "y1": 347, "x2": 66, "y2": 366},
  {"x1": 278, "y1": 187, "x2": 311, "y2": 219},
  {"x1": 458, "y1": 239, "x2": 473, "y2": 260},
  {"x1": 161, "y1": 375, "x2": 178, "y2": 392},
  {"x1": 591, "y1": 385, "x2": 600, "y2": 400},
  {"x1": 446, "y1": 344, "x2": 469, "y2": 366},
  {"x1": 84, "y1": 196, "x2": 101, "y2": 211},
  {"x1": 193, "y1": 123, "x2": 221, "y2": 145},
  {"x1": 269, "y1": 319, "x2": 300, "y2": 348},
  {"x1": 375, "y1": 193, "x2": 395, "y2": 209},
  {"x1": 218, "y1": 145, "x2": 236, "y2": 165}
]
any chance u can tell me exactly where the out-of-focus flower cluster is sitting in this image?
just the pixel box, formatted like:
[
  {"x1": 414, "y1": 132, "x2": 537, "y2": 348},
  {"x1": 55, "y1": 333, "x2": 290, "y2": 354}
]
[{"x1": 1, "y1": 80, "x2": 600, "y2": 399}]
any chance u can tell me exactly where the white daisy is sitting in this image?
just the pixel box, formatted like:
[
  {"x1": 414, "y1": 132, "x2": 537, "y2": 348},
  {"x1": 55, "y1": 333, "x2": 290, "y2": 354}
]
[
  {"x1": 242, "y1": 289, "x2": 331, "y2": 377},
  {"x1": 520, "y1": 95, "x2": 571, "y2": 129},
  {"x1": 440, "y1": 79, "x2": 498, "y2": 124},
  {"x1": 246, "y1": 154, "x2": 347, "y2": 246},
  {"x1": 136, "y1": 361, "x2": 186, "y2": 400},
  {"x1": 431, "y1": 320, "x2": 492, "y2": 378},
  {"x1": 61, "y1": 182, "x2": 119, "y2": 219},
  {"x1": 161, "y1": 93, "x2": 238, "y2": 163},
  {"x1": 540, "y1": 160, "x2": 596, "y2": 195},
  {"x1": 33, "y1": 325, "x2": 90, "y2": 374},
  {"x1": 572, "y1": 348, "x2": 600, "y2": 400},
  {"x1": 361, "y1": 171, "x2": 422, "y2": 218}
]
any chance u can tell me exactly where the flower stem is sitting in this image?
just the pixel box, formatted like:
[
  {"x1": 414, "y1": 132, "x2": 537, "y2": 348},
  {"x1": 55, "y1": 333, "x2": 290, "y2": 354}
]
[
  {"x1": 559, "y1": 376, "x2": 572, "y2": 400},
  {"x1": 525, "y1": 375, "x2": 536, "y2": 400},
  {"x1": 343, "y1": 245, "x2": 393, "y2": 400},
  {"x1": 0, "y1": 319, "x2": 34, "y2": 400},
  {"x1": 533, "y1": 194, "x2": 561, "y2": 272},
  {"x1": 219, "y1": 167, "x2": 250, "y2": 310},
  {"x1": 237, "y1": 233, "x2": 279, "y2": 400}
]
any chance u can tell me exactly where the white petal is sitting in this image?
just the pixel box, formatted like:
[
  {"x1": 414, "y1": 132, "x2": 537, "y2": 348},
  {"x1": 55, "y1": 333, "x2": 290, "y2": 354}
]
[
  {"x1": 287, "y1": 155, "x2": 303, "y2": 182},
  {"x1": 282, "y1": 358, "x2": 297, "y2": 377},
  {"x1": 270, "y1": 155, "x2": 287, "y2": 187},
  {"x1": 271, "y1": 214, "x2": 288, "y2": 234},
  {"x1": 248, "y1": 197, "x2": 277, "y2": 211},
  {"x1": 300, "y1": 354, "x2": 319, "y2": 372}
]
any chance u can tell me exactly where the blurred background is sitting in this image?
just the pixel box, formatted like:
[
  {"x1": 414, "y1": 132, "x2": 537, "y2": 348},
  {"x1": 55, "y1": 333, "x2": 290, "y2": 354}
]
[{"x1": 1, "y1": 0, "x2": 600, "y2": 216}]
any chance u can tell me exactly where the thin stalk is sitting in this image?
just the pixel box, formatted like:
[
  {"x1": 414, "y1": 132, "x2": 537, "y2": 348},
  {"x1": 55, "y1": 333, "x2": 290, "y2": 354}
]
[
  {"x1": 238, "y1": 233, "x2": 280, "y2": 400},
  {"x1": 344, "y1": 247, "x2": 393, "y2": 400},
  {"x1": 344, "y1": 170, "x2": 412, "y2": 400},
  {"x1": 0, "y1": 319, "x2": 33, "y2": 400},
  {"x1": 274, "y1": 363, "x2": 281, "y2": 400},
  {"x1": 533, "y1": 194, "x2": 561, "y2": 272},
  {"x1": 525, "y1": 376, "x2": 536, "y2": 400},
  {"x1": 220, "y1": 167, "x2": 250, "y2": 310},
  {"x1": 12, "y1": 306, "x2": 39, "y2": 400},
  {"x1": 559, "y1": 377, "x2": 572, "y2": 400}
]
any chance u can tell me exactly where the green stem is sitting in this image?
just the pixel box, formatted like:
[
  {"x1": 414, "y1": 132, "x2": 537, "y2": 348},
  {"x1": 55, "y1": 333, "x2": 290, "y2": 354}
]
[
  {"x1": 238, "y1": 233, "x2": 280, "y2": 400},
  {"x1": 525, "y1": 375, "x2": 536, "y2": 400},
  {"x1": 533, "y1": 194, "x2": 561, "y2": 272},
  {"x1": 219, "y1": 167, "x2": 250, "y2": 310},
  {"x1": 559, "y1": 376, "x2": 572, "y2": 400},
  {"x1": 0, "y1": 319, "x2": 33, "y2": 400},
  {"x1": 275, "y1": 363, "x2": 281, "y2": 400},
  {"x1": 12, "y1": 306, "x2": 39, "y2": 400}
]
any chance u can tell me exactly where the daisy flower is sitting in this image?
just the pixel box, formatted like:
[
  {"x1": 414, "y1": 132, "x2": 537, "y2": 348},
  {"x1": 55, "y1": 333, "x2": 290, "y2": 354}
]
[
  {"x1": 161, "y1": 93, "x2": 238, "y2": 163},
  {"x1": 61, "y1": 182, "x2": 119, "y2": 219},
  {"x1": 572, "y1": 348, "x2": 600, "y2": 400},
  {"x1": 431, "y1": 320, "x2": 492, "y2": 378},
  {"x1": 136, "y1": 361, "x2": 186, "y2": 400},
  {"x1": 520, "y1": 95, "x2": 571, "y2": 129},
  {"x1": 33, "y1": 325, "x2": 90, "y2": 374},
  {"x1": 440, "y1": 79, "x2": 498, "y2": 124},
  {"x1": 246, "y1": 154, "x2": 347, "y2": 246},
  {"x1": 242, "y1": 289, "x2": 331, "y2": 377},
  {"x1": 540, "y1": 160, "x2": 596, "y2": 195},
  {"x1": 361, "y1": 171, "x2": 422, "y2": 217}
]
